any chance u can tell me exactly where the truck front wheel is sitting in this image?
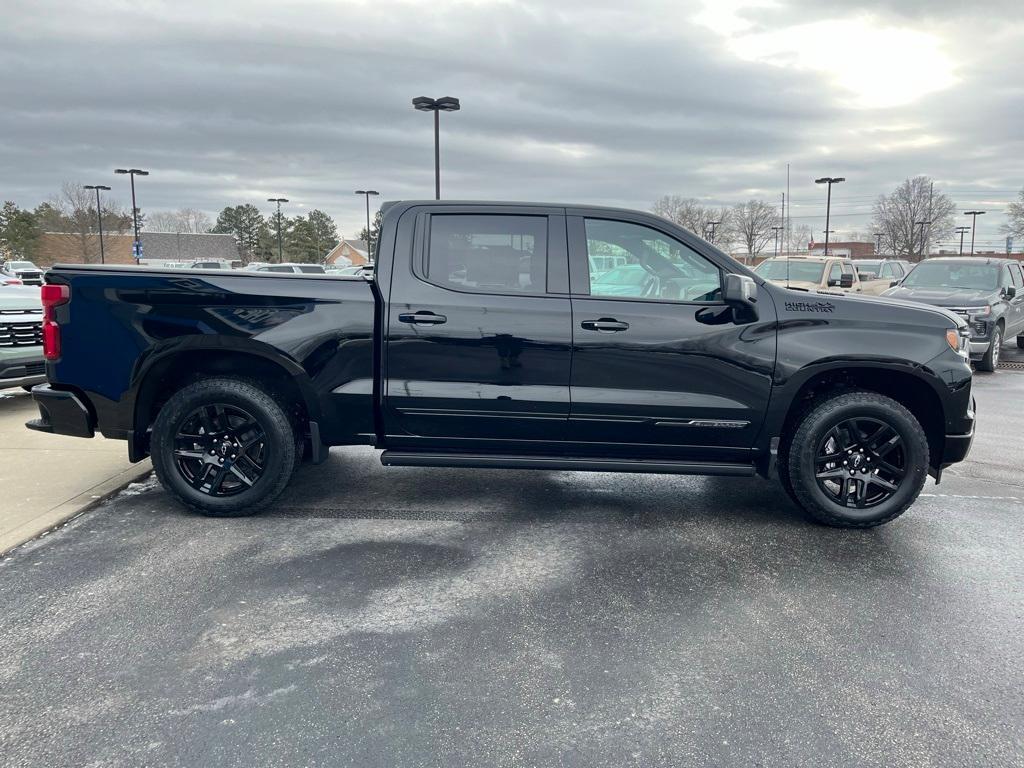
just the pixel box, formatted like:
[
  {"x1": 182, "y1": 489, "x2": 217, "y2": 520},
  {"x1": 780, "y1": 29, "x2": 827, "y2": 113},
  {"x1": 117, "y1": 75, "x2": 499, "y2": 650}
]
[
  {"x1": 150, "y1": 377, "x2": 296, "y2": 517},
  {"x1": 784, "y1": 391, "x2": 929, "y2": 528}
]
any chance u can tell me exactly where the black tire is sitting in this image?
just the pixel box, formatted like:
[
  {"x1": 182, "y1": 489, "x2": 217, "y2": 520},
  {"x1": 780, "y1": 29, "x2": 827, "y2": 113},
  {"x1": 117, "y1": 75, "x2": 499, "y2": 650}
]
[
  {"x1": 1016, "y1": 335, "x2": 1023, "y2": 350},
  {"x1": 151, "y1": 377, "x2": 296, "y2": 517},
  {"x1": 784, "y1": 390, "x2": 929, "y2": 528},
  {"x1": 976, "y1": 325, "x2": 1002, "y2": 372}
]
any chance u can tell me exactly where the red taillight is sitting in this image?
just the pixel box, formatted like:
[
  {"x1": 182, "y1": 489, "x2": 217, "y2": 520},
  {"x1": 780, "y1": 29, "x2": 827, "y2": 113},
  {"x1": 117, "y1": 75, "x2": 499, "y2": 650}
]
[{"x1": 40, "y1": 284, "x2": 70, "y2": 361}]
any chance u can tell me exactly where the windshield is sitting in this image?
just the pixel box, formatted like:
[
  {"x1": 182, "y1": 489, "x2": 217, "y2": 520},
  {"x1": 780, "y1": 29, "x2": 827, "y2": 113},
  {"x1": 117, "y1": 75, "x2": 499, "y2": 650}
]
[
  {"x1": 755, "y1": 260, "x2": 825, "y2": 283},
  {"x1": 902, "y1": 262, "x2": 999, "y2": 291},
  {"x1": 854, "y1": 261, "x2": 881, "y2": 276},
  {"x1": 8, "y1": 261, "x2": 35, "y2": 270}
]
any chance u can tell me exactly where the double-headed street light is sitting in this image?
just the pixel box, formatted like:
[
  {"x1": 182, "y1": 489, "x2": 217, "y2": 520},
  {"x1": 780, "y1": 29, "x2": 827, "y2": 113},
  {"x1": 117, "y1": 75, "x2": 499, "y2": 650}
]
[
  {"x1": 704, "y1": 220, "x2": 722, "y2": 244},
  {"x1": 771, "y1": 225, "x2": 784, "y2": 258},
  {"x1": 964, "y1": 210, "x2": 986, "y2": 255},
  {"x1": 955, "y1": 226, "x2": 971, "y2": 256},
  {"x1": 412, "y1": 96, "x2": 460, "y2": 200},
  {"x1": 873, "y1": 231, "x2": 884, "y2": 255},
  {"x1": 355, "y1": 190, "x2": 380, "y2": 262},
  {"x1": 114, "y1": 168, "x2": 149, "y2": 261},
  {"x1": 267, "y1": 198, "x2": 289, "y2": 262},
  {"x1": 814, "y1": 176, "x2": 845, "y2": 256},
  {"x1": 83, "y1": 184, "x2": 111, "y2": 264}
]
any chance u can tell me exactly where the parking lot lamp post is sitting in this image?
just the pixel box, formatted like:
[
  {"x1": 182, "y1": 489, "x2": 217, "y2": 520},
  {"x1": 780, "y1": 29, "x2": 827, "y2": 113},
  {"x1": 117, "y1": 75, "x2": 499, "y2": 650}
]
[
  {"x1": 83, "y1": 185, "x2": 111, "y2": 264},
  {"x1": 355, "y1": 190, "x2": 380, "y2": 262},
  {"x1": 873, "y1": 231, "x2": 883, "y2": 255},
  {"x1": 267, "y1": 198, "x2": 289, "y2": 262},
  {"x1": 412, "y1": 96, "x2": 460, "y2": 200},
  {"x1": 955, "y1": 226, "x2": 971, "y2": 255},
  {"x1": 771, "y1": 225, "x2": 784, "y2": 258},
  {"x1": 915, "y1": 220, "x2": 931, "y2": 260},
  {"x1": 814, "y1": 176, "x2": 844, "y2": 256},
  {"x1": 114, "y1": 168, "x2": 149, "y2": 261},
  {"x1": 705, "y1": 220, "x2": 721, "y2": 244},
  {"x1": 964, "y1": 211, "x2": 986, "y2": 255}
]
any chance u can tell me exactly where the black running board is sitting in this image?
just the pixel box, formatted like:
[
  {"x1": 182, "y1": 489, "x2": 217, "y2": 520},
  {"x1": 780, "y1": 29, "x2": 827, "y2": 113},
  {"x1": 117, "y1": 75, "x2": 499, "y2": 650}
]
[{"x1": 380, "y1": 451, "x2": 755, "y2": 476}]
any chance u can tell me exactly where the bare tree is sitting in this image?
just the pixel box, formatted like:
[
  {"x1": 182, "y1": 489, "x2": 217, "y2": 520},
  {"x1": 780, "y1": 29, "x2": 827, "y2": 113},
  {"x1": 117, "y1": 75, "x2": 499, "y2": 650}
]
[
  {"x1": 871, "y1": 176, "x2": 955, "y2": 259},
  {"x1": 652, "y1": 195, "x2": 731, "y2": 243},
  {"x1": 1003, "y1": 188, "x2": 1024, "y2": 239},
  {"x1": 41, "y1": 182, "x2": 131, "y2": 262},
  {"x1": 729, "y1": 199, "x2": 778, "y2": 256},
  {"x1": 791, "y1": 223, "x2": 814, "y2": 253},
  {"x1": 146, "y1": 208, "x2": 212, "y2": 234}
]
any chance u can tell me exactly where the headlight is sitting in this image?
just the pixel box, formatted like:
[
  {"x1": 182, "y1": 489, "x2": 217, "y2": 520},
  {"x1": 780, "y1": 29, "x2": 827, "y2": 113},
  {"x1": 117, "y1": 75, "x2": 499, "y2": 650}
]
[{"x1": 967, "y1": 306, "x2": 991, "y2": 317}]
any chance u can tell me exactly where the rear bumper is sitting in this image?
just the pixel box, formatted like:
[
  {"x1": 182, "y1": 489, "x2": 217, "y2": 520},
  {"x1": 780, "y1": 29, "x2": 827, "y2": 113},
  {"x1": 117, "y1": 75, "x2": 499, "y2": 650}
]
[{"x1": 25, "y1": 383, "x2": 95, "y2": 438}]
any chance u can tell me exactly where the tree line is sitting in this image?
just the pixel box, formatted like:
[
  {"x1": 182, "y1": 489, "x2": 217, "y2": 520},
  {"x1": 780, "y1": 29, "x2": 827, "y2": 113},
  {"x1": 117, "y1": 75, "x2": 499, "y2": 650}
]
[
  {"x1": 653, "y1": 176, "x2": 1024, "y2": 258},
  {"x1": 0, "y1": 182, "x2": 342, "y2": 264}
]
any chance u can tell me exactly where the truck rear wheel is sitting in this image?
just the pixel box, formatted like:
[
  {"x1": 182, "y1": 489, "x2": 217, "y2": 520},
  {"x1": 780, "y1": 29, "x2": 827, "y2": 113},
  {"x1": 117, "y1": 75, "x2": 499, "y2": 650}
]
[
  {"x1": 151, "y1": 377, "x2": 296, "y2": 517},
  {"x1": 784, "y1": 391, "x2": 929, "y2": 528}
]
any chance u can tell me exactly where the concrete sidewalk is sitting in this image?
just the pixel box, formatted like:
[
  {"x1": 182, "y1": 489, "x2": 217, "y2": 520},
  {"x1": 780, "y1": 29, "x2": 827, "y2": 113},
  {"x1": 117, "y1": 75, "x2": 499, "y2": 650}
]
[{"x1": 0, "y1": 388, "x2": 151, "y2": 553}]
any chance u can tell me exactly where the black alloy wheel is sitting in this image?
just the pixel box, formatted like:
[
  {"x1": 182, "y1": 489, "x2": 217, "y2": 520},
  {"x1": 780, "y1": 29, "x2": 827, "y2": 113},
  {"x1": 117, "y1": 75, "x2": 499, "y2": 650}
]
[
  {"x1": 813, "y1": 417, "x2": 905, "y2": 509},
  {"x1": 172, "y1": 403, "x2": 268, "y2": 497}
]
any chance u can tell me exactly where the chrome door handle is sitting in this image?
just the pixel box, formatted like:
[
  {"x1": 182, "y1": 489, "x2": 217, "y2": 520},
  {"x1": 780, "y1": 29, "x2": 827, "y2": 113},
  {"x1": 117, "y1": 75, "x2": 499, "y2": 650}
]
[
  {"x1": 581, "y1": 318, "x2": 629, "y2": 333},
  {"x1": 398, "y1": 311, "x2": 447, "y2": 325}
]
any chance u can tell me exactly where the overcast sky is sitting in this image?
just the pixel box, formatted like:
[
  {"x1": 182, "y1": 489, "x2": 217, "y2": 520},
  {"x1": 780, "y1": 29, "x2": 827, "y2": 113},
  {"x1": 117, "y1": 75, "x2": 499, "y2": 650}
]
[{"x1": 2, "y1": 0, "x2": 1022, "y2": 247}]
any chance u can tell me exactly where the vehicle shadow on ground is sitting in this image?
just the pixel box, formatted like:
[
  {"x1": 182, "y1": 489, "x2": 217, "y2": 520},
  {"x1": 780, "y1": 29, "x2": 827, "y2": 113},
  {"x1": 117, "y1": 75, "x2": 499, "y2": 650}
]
[{"x1": 266, "y1": 446, "x2": 811, "y2": 528}]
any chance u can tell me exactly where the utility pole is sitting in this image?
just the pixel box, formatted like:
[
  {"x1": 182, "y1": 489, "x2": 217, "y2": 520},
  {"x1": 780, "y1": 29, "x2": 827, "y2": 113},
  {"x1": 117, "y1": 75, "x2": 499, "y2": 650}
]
[
  {"x1": 771, "y1": 225, "x2": 784, "y2": 258},
  {"x1": 83, "y1": 185, "x2": 111, "y2": 264},
  {"x1": 915, "y1": 220, "x2": 931, "y2": 260},
  {"x1": 705, "y1": 220, "x2": 721, "y2": 244},
  {"x1": 354, "y1": 190, "x2": 380, "y2": 262}
]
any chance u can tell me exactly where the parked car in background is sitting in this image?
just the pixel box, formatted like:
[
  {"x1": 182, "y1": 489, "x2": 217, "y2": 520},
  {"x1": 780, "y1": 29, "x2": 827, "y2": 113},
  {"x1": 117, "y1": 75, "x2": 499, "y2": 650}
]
[
  {"x1": 334, "y1": 264, "x2": 374, "y2": 277},
  {"x1": 1, "y1": 261, "x2": 44, "y2": 286},
  {"x1": 588, "y1": 254, "x2": 627, "y2": 278},
  {"x1": 28, "y1": 200, "x2": 975, "y2": 529},
  {"x1": 0, "y1": 284, "x2": 45, "y2": 390},
  {"x1": 189, "y1": 260, "x2": 235, "y2": 270},
  {"x1": 884, "y1": 257, "x2": 1024, "y2": 371},
  {"x1": 253, "y1": 263, "x2": 327, "y2": 274},
  {"x1": 852, "y1": 258, "x2": 913, "y2": 295},
  {"x1": 1, "y1": 275, "x2": 24, "y2": 286},
  {"x1": 754, "y1": 255, "x2": 862, "y2": 293}
]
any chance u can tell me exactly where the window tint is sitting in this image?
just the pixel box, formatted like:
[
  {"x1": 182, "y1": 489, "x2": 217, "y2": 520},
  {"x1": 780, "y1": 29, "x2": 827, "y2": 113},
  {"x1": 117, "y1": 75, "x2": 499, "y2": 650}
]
[
  {"x1": 262, "y1": 265, "x2": 294, "y2": 273},
  {"x1": 1002, "y1": 265, "x2": 1014, "y2": 288},
  {"x1": 892, "y1": 263, "x2": 906, "y2": 277},
  {"x1": 297, "y1": 265, "x2": 325, "y2": 274},
  {"x1": 828, "y1": 263, "x2": 842, "y2": 284},
  {"x1": 583, "y1": 219, "x2": 721, "y2": 302},
  {"x1": 427, "y1": 215, "x2": 546, "y2": 294},
  {"x1": 880, "y1": 263, "x2": 894, "y2": 278}
]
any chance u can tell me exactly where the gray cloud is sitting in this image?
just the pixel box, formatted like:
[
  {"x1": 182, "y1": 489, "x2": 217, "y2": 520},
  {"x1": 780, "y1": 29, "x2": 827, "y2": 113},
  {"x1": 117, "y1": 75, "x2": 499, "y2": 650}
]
[{"x1": 1, "y1": 0, "x2": 1022, "y2": 244}]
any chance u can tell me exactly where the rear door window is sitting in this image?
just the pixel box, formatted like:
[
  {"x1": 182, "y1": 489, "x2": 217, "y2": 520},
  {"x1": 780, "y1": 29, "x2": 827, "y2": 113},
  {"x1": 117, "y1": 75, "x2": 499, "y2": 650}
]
[{"x1": 426, "y1": 214, "x2": 547, "y2": 294}]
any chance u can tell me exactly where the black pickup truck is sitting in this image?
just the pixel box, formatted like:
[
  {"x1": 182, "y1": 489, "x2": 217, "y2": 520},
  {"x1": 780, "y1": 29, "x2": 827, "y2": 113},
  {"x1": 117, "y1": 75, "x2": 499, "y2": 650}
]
[{"x1": 27, "y1": 201, "x2": 975, "y2": 528}]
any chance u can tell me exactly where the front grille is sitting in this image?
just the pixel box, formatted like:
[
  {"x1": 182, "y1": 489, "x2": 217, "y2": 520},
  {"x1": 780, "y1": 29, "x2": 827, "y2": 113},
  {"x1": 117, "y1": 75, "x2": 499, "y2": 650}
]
[
  {"x1": 0, "y1": 321, "x2": 43, "y2": 347},
  {"x1": 0, "y1": 308, "x2": 42, "y2": 315},
  {"x1": 972, "y1": 320, "x2": 988, "y2": 336}
]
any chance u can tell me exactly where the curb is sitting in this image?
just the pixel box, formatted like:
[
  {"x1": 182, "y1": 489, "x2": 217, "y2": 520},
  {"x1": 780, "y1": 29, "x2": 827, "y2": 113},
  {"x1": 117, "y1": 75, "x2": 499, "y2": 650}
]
[{"x1": 0, "y1": 460, "x2": 153, "y2": 555}]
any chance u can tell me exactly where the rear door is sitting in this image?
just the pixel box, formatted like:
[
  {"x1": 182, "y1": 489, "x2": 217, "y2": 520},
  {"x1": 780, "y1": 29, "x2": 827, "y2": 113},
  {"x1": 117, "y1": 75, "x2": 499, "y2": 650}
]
[
  {"x1": 565, "y1": 211, "x2": 776, "y2": 456},
  {"x1": 1006, "y1": 263, "x2": 1024, "y2": 336},
  {"x1": 383, "y1": 205, "x2": 573, "y2": 447}
]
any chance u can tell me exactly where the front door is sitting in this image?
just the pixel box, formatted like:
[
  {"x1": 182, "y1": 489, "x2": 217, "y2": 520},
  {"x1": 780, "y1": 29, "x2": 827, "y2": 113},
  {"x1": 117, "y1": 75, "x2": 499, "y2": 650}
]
[
  {"x1": 566, "y1": 213, "x2": 776, "y2": 456},
  {"x1": 384, "y1": 207, "x2": 573, "y2": 448}
]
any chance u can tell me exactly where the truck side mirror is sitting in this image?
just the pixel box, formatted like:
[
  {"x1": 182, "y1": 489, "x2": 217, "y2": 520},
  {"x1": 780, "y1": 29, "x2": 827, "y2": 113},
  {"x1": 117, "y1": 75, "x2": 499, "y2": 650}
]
[
  {"x1": 889, "y1": 279, "x2": 900, "y2": 288},
  {"x1": 1005, "y1": 286, "x2": 1017, "y2": 298},
  {"x1": 723, "y1": 274, "x2": 758, "y2": 323},
  {"x1": 839, "y1": 273, "x2": 854, "y2": 289}
]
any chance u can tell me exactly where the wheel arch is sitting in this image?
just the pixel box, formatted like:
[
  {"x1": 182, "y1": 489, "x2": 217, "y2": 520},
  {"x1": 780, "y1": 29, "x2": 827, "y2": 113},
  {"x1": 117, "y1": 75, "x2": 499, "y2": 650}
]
[
  {"x1": 769, "y1": 364, "x2": 946, "y2": 473},
  {"x1": 129, "y1": 338, "x2": 321, "y2": 460}
]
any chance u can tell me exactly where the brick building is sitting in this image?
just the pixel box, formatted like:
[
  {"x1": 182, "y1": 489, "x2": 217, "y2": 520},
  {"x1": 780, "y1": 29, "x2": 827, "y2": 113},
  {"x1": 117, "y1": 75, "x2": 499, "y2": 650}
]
[{"x1": 32, "y1": 232, "x2": 240, "y2": 267}]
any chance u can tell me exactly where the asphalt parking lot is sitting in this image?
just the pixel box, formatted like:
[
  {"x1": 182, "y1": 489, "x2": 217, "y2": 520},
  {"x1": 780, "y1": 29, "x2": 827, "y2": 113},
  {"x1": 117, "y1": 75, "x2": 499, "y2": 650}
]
[{"x1": 1, "y1": 368, "x2": 1022, "y2": 767}]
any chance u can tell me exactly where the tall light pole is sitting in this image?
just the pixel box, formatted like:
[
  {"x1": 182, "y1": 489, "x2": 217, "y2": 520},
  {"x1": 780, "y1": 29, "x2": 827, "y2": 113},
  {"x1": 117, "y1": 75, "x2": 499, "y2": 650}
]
[
  {"x1": 873, "y1": 231, "x2": 883, "y2": 255},
  {"x1": 771, "y1": 225, "x2": 784, "y2": 258},
  {"x1": 355, "y1": 190, "x2": 380, "y2": 262},
  {"x1": 955, "y1": 226, "x2": 971, "y2": 255},
  {"x1": 412, "y1": 96, "x2": 460, "y2": 200},
  {"x1": 114, "y1": 168, "x2": 149, "y2": 261},
  {"x1": 705, "y1": 220, "x2": 721, "y2": 244},
  {"x1": 83, "y1": 184, "x2": 111, "y2": 264},
  {"x1": 964, "y1": 210, "x2": 986, "y2": 255},
  {"x1": 915, "y1": 220, "x2": 931, "y2": 260},
  {"x1": 267, "y1": 198, "x2": 288, "y2": 262},
  {"x1": 814, "y1": 176, "x2": 845, "y2": 256}
]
